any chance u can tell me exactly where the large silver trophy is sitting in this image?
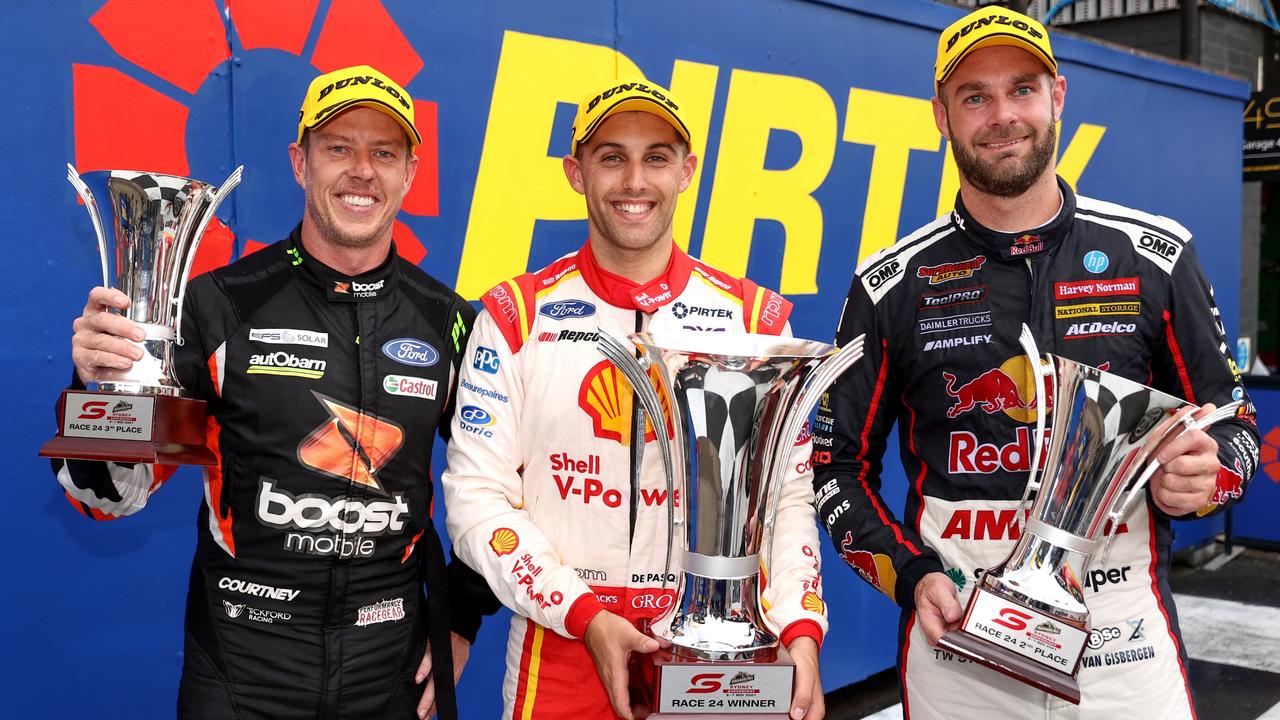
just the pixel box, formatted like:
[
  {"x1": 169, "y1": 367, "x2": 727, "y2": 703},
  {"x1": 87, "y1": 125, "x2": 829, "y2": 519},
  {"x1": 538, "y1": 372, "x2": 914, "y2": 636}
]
[
  {"x1": 598, "y1": 329, "x2": 863, "y2": 717},
  {"x1": 939, "y1": 326, "x2": 1241, "y2": 703},
  {"x1": 41, "y1": 165, "x2": 242, "y2": 466}
]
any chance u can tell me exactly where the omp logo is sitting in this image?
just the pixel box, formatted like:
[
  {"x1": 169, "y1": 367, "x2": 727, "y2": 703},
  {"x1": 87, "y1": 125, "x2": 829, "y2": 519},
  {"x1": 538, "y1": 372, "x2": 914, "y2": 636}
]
[
  {"x1": 865, "y1": 259, "x2": 901, "y2": 289},
  {"x1": 74, "y1": 0, "x2": 437, "y2": 268},
  {"x1": 1138, "y1": 233, "x2": 1178, "y2": 259},
  {"x1": 578, "y1": 360, "x2": 670, "y2": 444},
  {"x1": 248, "y1": 351, "x2": 327, "y2": 379},
  {"x1": 297, "y1": 392, "x2": 404, "y2": 492}
]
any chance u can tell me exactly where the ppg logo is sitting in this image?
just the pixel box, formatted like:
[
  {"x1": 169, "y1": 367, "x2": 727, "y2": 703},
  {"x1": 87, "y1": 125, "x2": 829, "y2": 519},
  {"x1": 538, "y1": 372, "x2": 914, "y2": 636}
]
[
  {"x1": 1082, "y1": 250, "x2": 1109, "y2": 274},
  {"x1": 473, "y1": 346, "x2": 500, "y2": 374},
  {"x1": 460, "y1": 405, "x2": 494, "y2": 425}
]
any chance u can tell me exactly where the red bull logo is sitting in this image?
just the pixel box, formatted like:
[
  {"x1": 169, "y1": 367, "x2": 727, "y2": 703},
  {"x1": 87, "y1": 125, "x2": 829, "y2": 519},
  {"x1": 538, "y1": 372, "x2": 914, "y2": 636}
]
[
  {"x1": 942, "y1": 356, "x2": 1052, "y2": 423},
  {"x1": 839, "y1": 531, "x2": 897, "y2": 597}
]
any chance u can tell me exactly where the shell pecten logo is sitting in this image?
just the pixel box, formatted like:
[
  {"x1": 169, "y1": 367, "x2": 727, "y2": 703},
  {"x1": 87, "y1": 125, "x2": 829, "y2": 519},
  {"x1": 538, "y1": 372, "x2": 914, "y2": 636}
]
[
  {"x1": 76, "y1": 0, "x2": 438, "y2": 271},
  {"x1": 801, "y1": 591, "x2": 825, "y2": 615},
  {"x1": 577, "y1": 360, "x2": 671, "y2": 444},
  {"x1": 489, "y1": 527, "x2": 519, "y2": 557}
]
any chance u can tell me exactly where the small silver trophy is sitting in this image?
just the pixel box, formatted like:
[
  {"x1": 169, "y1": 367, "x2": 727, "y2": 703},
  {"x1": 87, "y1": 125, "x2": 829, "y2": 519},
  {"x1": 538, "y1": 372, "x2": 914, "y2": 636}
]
[
  {"x1": 938, "y1": 325, "x2": 1241, "y2": 703},
  {"x1": 599, "y1": 329, "x2": 863, "y2": 717},
  {"x1": 41, "y1": 165, "x2": 242, "y2": 465}
]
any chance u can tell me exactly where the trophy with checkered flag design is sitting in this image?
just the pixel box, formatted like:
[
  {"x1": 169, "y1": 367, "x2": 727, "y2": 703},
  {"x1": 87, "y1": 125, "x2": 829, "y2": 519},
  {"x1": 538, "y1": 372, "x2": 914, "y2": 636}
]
[
  {"x1": 41, "y1": 166, "x2": 242, "y2": 465},
  {"x1": 598, "y1": 330, "x2": 862, "y2": 717},
  {"x1": 938, "y1": 325, "x2": 1241, "y2": 704}
]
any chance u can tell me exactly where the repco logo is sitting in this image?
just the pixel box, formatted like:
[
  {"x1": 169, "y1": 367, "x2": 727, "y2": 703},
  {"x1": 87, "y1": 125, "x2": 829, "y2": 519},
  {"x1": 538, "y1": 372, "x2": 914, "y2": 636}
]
[
  {"x1": 1138, "y1": 233, "x2": 1178, "y2": 258},
  {"x1": 256, "y1": 481, "x2": 408, "y2": 534},
  {"x1": 867, "y1": 259, "x2": 900, "y2": 288}
]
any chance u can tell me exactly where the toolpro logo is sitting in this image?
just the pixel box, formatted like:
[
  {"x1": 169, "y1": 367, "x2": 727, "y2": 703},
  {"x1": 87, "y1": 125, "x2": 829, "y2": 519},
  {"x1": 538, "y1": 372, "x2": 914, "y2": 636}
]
[
  {"x1": 942, "y1": 356, "x2": 1051, "y2": 422},
  {"x1": 73, "y1": 0, "x2": 439, "y2": 268},
  {"x1": 578, "y1": 360, "x2": 671, "y2": 444},
  {"x1": 297, "y1": 392, "x2": 404, "y2": 492},
  {"x1": 917, "y1": 256, "x2": 986, "y2": 285}
]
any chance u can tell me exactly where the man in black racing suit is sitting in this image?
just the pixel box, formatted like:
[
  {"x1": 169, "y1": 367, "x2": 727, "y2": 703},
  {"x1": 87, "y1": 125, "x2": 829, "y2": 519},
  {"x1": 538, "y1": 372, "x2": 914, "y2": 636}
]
[
  {"x1": 813, "y1": 7, "x2": 1260, "y2": 719},
  {"x1": 52, "y1": 65, "x2": 497, "y2": 719}
]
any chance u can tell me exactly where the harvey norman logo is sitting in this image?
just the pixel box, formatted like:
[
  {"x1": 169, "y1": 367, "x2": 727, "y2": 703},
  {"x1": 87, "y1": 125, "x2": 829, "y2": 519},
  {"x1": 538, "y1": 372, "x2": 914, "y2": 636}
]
[
  {"x1": 249, "y1": 328, "x2": 328, "y2": 348},
  {"x1": 1054, "y1": 277, "x2": 1140, "y2": 300}
]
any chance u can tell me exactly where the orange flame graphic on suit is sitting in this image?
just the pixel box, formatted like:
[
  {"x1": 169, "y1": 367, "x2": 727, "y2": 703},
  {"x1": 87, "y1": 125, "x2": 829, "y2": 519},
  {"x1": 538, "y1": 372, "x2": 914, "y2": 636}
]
[
  {"x1": 297, "y1": 392, "x2": 403, "y2": 492},
  {"x1": 578, "y1": 360, "x2": 671, "y2": 444}
]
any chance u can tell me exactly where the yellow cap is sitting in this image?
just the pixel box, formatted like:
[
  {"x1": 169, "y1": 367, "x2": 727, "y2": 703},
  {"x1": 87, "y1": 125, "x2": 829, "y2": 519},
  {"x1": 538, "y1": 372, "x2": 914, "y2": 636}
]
[
  {"x1": 935, "y1": 6, "x2": 1057, "y2": 93},
  {"x1": 297, "y1": 64, "x2": 421, "y2": 149},
  {"x1": 570, "y1": 80, "x2": 691, "y2": 155}
]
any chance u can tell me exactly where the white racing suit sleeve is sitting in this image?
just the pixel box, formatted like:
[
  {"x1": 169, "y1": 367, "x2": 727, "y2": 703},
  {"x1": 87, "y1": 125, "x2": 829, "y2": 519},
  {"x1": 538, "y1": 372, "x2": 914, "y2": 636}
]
[{"x1": 442, "y1": 310, "x2": 601, "y2": 639}]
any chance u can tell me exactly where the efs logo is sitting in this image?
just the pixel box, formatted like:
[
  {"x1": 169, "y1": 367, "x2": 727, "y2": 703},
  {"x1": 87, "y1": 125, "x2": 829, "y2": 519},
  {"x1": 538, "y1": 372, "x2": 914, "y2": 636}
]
[
  {"x1": 77, "y1": 400, "x2": 110, "y2": 420},
  {"x1": 688, "y1": 673, "x2": 726, "y2": 694},
  {"x1": 992, "y1": 607, "x2": 1033, "y2": 631}
]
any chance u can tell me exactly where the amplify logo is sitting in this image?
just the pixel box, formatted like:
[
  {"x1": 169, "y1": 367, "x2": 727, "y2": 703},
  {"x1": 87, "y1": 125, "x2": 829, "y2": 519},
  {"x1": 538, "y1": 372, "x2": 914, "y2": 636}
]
[
  {"x1": 297, "y1": 392, "x2": 404, "y2": 492},
  {"x1": 917, "y1": 256, "x2": 986, "y2": 285}
]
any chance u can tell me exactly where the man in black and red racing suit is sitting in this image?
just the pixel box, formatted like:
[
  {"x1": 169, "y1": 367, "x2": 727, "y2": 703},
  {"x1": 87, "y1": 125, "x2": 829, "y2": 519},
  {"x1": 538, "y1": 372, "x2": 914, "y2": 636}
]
[
  {"x1": 813, "y1": 6, "x2": 1260, "y2": 719},
  {"x1": 51, "y1": 65, "x2": 497, "y2": 720}
]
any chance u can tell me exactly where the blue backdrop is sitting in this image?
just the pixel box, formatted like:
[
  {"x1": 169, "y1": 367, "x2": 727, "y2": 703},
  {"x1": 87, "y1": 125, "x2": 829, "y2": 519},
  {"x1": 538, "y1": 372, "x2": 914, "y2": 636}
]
[{"x1": 0, "y1": 0, "x2": 1248, "y2": 717}]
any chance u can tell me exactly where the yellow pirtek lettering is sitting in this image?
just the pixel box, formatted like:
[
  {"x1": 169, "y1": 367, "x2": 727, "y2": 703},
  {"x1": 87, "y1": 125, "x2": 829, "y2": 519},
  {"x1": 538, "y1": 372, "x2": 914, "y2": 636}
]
[
  {"x1": 843, "y1": 89, "x2": 941, "y2": 263},
  {"x1": 701, "y1": 70, "x2": 835, "y2": 294},
  {"x1": 457, "y1": 31, "x2": 644, "y2": 299}
]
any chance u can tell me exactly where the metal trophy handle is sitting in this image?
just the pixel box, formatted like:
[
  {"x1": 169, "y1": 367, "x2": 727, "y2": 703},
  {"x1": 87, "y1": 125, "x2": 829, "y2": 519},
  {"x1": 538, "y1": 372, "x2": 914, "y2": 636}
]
[
  {"x1": 66, "y1": 164, "x2": 110, "y2": 288},
  {"x1": 173, "y1": 165, "x2": 243, "y2": 345},
  {"x1": 941, "y1": 326, "x2": 1245, "y2": 704}
]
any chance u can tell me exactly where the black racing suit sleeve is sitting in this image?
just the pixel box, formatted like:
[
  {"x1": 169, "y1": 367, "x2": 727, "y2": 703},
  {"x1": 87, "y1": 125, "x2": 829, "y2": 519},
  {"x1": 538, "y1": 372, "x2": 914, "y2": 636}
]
[
  {"x1": 51, "y1": 277, "x2": 215, "y2": 512},
  {"x1": 439, "y1": 298, "x2": 501, "y2": 643},
  {"x1": 1149, "y1": 241, "x2": 1260, "y2": 519},
  {"x1": 813, "y1": 277, "x2": 943, "y2": 610}
]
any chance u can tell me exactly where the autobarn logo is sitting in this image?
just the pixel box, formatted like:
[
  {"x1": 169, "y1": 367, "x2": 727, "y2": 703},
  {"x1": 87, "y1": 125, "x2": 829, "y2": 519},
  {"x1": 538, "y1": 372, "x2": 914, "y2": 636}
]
[
  {"x1": 1063, "y1": 320, "x2": 1137, "y2": 340},
  {"x1": 917, "y1": 256, "x2": 986, "y2": 285},
  {"x1": 1054, "y1": 277, "x2": 1140, "y2": 300},
  {"x1": 247, "y1": 351, "x2": 327, "y2": 379},
  {"x1": 919, "y1": 285, "x2": 986, "y2": 309}
]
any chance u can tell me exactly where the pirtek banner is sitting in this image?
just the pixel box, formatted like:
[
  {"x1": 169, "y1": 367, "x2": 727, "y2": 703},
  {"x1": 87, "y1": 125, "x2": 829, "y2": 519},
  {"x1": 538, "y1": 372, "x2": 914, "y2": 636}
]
[{"x1": 5, "y1": 1, "x2": 1246, "y2": 717}]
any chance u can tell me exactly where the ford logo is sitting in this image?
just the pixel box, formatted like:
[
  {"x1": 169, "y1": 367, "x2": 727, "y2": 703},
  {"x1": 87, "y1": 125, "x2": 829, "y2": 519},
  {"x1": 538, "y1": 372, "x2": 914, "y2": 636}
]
[
  {"x1": 539, "y1": 300, "x2": 596, "y2": 320},
  {"x1": 381, "y1": 338, "x2": 439, "y2": 367},
  {"x1": 459, "y1": 405, "x2": 494, "y2": 425}
]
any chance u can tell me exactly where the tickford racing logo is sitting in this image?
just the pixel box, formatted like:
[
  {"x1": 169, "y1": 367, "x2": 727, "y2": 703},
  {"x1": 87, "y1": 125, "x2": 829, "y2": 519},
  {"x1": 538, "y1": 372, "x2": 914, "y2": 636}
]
[{"x1": 917, "y1": 256, "x2": 986, "y2": 285}]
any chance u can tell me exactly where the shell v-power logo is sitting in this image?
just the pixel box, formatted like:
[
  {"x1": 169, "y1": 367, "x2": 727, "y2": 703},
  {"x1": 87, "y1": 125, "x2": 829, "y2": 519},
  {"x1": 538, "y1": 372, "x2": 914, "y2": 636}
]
[{"x1": 73, "y1": 0, "x2": 439, "y2": 274}]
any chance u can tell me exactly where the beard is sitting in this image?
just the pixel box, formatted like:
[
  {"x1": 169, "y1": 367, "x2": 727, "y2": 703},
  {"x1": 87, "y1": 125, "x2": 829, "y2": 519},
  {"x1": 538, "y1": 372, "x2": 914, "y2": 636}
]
[
  {"x1": 949, "y1": 119, "x2": 1056, "y2": 198},
  {"x1": 304, "y1": 189, "x2": 393, "y2": 250}
]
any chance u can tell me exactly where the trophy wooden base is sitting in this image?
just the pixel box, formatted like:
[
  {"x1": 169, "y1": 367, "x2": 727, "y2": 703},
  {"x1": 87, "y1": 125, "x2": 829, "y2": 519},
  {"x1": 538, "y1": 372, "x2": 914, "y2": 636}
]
[
  {"x1": 40, "y1": 389, "x2": 216, "y2": 466},
  {"x1": 631, "y1": 643, "x2": 794, "y2": 718}
]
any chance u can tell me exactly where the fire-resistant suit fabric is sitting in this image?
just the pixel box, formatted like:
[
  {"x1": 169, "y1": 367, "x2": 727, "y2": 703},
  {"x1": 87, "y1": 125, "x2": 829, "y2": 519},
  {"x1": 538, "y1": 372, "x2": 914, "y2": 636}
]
[
  {"x1": 442, "y1": 241, "x2": 828, "y2": 719},
  {"x1": 813, "y1": 178, "x2": 1260, "y2": 719},
  {"x1": 51, "y1": 227, "x2": 499, "y2": 720}
]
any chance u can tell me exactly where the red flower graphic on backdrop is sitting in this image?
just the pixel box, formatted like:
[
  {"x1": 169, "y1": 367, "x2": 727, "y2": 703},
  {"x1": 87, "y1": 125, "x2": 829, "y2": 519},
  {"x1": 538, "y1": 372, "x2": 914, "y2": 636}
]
[
  {"x1": 1261, "y1": 426, "x2": 1280, "y2": 483},
  {"x1": 74, "y1": 0, "x2": 438, "y2": 274}
]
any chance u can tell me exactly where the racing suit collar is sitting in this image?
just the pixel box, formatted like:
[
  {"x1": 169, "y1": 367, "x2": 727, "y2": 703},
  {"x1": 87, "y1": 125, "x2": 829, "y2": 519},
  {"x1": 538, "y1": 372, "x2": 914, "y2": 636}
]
[
  {"x1": 951, "y1": 175, "x2": 1076, "y2": 262},
  {"x1": 286, "y1": 224, "x2": 401, "y2": 302},
  {"x1": 577, "y1": 239, "x2": 693, "y2": 312}
]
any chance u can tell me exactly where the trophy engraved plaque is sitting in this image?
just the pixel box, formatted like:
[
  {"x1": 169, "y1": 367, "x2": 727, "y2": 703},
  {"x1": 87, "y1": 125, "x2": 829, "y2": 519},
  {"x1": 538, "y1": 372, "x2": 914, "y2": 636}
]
[
  {"x1": 599, "y1": 330, "x2": 864, "y2": 717},
  {"x1": 938, "y1": 325, "x2": 1242, "y2": 703},
  {"x1": 41, "y1": 165, "x2": 243, "y2": 466}
]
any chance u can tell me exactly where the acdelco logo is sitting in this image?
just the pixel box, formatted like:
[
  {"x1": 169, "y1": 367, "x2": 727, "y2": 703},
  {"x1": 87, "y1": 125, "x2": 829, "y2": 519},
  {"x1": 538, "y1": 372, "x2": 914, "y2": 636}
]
[
  {"x1": 255, "y1": 481, "x2": 408, "y2": 534},
  {"x1": 1063, "y1": 321, "x2": 1137, "y2": 339}
]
